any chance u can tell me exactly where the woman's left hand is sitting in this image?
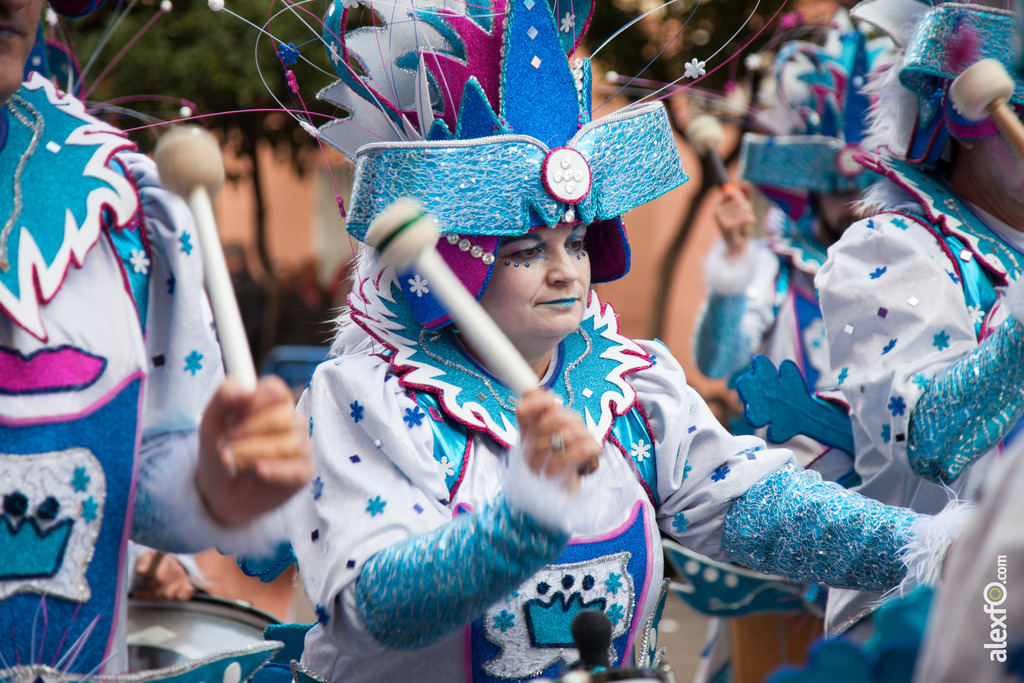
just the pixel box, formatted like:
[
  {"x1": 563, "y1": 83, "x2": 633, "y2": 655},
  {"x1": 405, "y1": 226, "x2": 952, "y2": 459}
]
[
  {"x1": 516, "y1": 389, "x2": 602, "y2": 493},
  {"x1": 196, "y1": 375, "x2": 313, "y2": 527}
]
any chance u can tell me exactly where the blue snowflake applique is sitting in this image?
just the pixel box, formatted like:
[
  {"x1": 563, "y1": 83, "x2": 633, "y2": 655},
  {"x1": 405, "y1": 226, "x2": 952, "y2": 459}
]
[
  {"x1": 711, "y1": 465, "x2": 730, "y2": 482},
  {"x1": 312, "y1": 476, "x2": 323, "y2": 500},
  {"x1": 933, "y1": 330, "x2": 951, "y2": 351},
  {"x1": 350, "y1": 401, "x2": 364, "y2": 422},
  {"x1": 672, "y1": 512, "x2": 689, "y2": 534},
  {"x1": 315, "y1": 604, "x2": 329, "y2": 625},
  {"x1": 891, "y1": 217, "x2": 909, "y2": 230},
  {"x1": 81, "y1": 497, "x2": 98, "y2": 523},
  {"x1": 837, "y1": 367, "x2": 848, "y2": 385},
  {"x1": 881, "y1": 424, "x2": 891, "y2": 444},
  {"x1": 180, "y1": 232, "x2": 194, "y2": 255},
  {"x1": 184, "y1": 350, "x2": 203, "y2": 375},
  {"x1": 870, "y1": 267, "x2": 887, "y2": 279},
  {"x1": 493, "y1": 609, "x2": 516, "y2": 632},
  {"x1": 277, "y1": 42, "x2": 299, "y2": 66},
  {"x1": 72, "y1": 467, "x2": 90, "y2": 492},
  {"x1": 308, "y1": 415, "x2": 314, "y2": 437},
  {"x1": 166, "y1": 273, "x2": 176, "y2": 294},
  {"x1": 605, "y1": 572, "x2": 623, "y2": 595},
  {"x1": 683, "y1": 463, "x2": 692, "y2": 479},
  {"x1": 882, "y1": 339, "x2": 897, "y2": 355},
  {"x1": 912, "y1": 373, "x2": 932, "y2": 390},
  {"x1": 606, "y1": 603, "x2": 625, "y2": 626},
  {"x1": 403, "y1": 405, "x2": 425, "y2": 428},
  {"x1": 888, "y1": 396, "x2": 907, "y2": 417},
  {"x1": 366, "y1": 496, "x2": 386, "y2": 516}
]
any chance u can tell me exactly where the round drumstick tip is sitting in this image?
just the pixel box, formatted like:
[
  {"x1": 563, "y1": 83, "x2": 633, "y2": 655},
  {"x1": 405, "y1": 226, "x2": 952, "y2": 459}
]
[
  {"x1": 155, "y1": 126, "x2": 226, "y2": 198},
  {"x1": 949, "y1": 58, "x2": 1015, "y2": 122},
  {"x1": 365, "y1": 198, "x2": 441, "y2": 270},
  {"x1": 685, "y1": 114, "x2": 725, "y2": 156}
]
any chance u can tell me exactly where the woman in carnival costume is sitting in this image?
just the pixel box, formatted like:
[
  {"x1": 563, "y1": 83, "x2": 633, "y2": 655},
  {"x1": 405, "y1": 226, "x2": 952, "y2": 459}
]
[
  {"x1": 284, "y1": 1, "x2": 968, "y2": 680},
  {"x1": 0, "y1": 0, "x2": 311, "y2": 678},
  {"x1": 816, "y1": 0, "x2": 1024, "y2": 637}
]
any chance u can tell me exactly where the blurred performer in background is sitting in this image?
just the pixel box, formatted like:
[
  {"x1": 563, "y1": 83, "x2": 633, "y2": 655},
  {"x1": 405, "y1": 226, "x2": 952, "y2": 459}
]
[
  {"x1": 690, "y1": 14, "x2": 892, "y2": 683},
  {"x1": 280, "y1": 1, "x2": 968, "y2": 681},
  {"x1": 0, "y1": 0, "x2": 311, "y2": 676},
  {"x1": 695, "y1": 9, "x2": 890, "y2": 479},
  {"x1": 816, "y1": 0, "x2": 1024, "y2": 637}
]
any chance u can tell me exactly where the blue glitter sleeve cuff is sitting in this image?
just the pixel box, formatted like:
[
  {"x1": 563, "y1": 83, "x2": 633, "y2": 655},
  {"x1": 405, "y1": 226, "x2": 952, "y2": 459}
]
[
  {"x1": 355, "y1": 494, "x2": 569, "y2": 649},
  {"x1": 722, "y1": 465, "x2": 921, "y2": 591},
  {"x1": 908, "y1": 316, "x2": 1024, "y2": 484},
  {"x1": 695, "y1": 292, "x2": 753, "y2": 379}
]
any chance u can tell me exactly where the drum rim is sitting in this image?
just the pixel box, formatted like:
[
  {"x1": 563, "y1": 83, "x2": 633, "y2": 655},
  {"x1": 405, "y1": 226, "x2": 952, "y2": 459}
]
[{"x1": 128, "y1": 592, "x2": 282, "y2": 631}]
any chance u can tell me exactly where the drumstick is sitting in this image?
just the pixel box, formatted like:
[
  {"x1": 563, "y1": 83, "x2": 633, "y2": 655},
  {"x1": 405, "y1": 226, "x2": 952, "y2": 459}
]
[
  {"x1": 949, "y1": 58, "x2": 1024, "y2": 163},
  {"x1": 686, "y1": 114, "x2": 735, "y2": 192},
  {"x1": 364, "y1": 199, "x2": 540, "y2": 397},
  {"x1": 155, "y1": 127, "x2": 258, "y2": 392}
]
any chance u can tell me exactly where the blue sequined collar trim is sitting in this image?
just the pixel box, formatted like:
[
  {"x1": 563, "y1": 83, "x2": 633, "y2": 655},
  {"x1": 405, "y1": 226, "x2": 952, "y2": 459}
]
[
  {"x1": 873, "y1": 157, "x2": 1024, "y2": 283},
  {"x1": 349, "y1": 258, "x2": 653, "y2": 447},
  {"x1": 0, "y1": 74, "x2": 138, "y2": 341}
]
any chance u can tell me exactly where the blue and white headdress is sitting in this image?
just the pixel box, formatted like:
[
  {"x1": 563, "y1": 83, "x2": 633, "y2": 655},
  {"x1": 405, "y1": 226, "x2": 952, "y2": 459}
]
[
  {"x1": 316, "y1": 0, "x2": 688, "y2": 328},
  {"x1": 740, "y1": 11, "x2": 892, "y2": 197},
  {"x1": 853, "y1": 0, "x2": 1023, "y2": 166}
]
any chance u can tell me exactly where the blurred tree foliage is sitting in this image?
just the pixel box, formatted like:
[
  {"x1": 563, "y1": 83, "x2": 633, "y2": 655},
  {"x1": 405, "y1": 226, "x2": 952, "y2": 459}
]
[
  {"x1": 64, "y1": 0, "x2": 335, "y2": 358},
  {"x1": 67, "y1": 0, "x2": 328, "y2": 159}
]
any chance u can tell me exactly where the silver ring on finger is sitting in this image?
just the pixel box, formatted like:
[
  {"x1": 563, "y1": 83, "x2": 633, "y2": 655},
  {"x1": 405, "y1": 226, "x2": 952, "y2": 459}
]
[{"x1": 550, "y1": 432, "x2": 565, "y2": 453}]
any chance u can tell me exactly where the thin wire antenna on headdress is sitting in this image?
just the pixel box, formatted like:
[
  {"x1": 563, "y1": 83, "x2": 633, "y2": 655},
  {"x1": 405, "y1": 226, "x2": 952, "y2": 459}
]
[
  {"x1": 633, "y1": 0, "x2": 771, "y2": 105},
  {"x1": 75, "y1": 0, "x2": 139, "y2": 89},
  {"x1": 81, "y1": 1, "x2": 171, "y2": 100},
  {"x1": 596, "y1": 0, "x2": 701, "y2": 111}
]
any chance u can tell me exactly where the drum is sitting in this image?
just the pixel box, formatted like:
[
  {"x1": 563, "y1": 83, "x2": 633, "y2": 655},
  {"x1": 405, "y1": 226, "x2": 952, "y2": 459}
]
[{"x1": 127, "y1": 594, "x2": 279, "y2": 672}]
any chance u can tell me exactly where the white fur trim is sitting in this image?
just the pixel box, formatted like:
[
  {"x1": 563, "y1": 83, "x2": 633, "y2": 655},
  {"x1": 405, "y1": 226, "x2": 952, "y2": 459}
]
[
  {"x1": 501, "y1": 442, "x2": 603, "y2": 535},
  {"x1": 999, "y1": 275, "x2": 1024, "y2": 324},
  {"x1": 897, "y1": 498, "x2": 974, "y2": 594},
  {"x1": 704, "y1": 240, "x2": 759, "y2": 297}
]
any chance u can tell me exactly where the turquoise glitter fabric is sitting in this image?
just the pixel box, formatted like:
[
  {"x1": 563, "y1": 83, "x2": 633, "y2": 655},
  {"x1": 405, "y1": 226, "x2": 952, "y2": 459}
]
[
  {"x1": 908, "y1": 316, "x2": 1024, "y2": 485},
  {"x1": 695, "y1": 292, "x2": 752, "y2": 380},
  {"x1": 355, "y1": 495, "x2": 569, "y2": 649},
  {"x1": 721, "y1": 465, "x2": 920, "y2": 592},
  {"x1": 345, "y1": 102, "x2": 687, "y2": 240}
]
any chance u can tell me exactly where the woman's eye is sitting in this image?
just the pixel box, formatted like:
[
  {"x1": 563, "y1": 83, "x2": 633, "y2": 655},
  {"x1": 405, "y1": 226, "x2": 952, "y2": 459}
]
[
  {"x1": 508, "y1": 246, "x2": 541, "y2": 260},
  {"x1": 567, "y1": 237, "x2": 586, "y2": 253}
]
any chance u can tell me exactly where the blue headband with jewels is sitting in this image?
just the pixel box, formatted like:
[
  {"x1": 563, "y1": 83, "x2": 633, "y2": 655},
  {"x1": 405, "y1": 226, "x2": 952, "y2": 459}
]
[
  {"x1": 741, "y1": 134, "x2": 876, "y2": 195},
  {"x1": 346, "y1": 101, "x2": 686, "y2": 240},
  {"x1": 740, "y1": 11, "x2": 889, "y2": 196}
]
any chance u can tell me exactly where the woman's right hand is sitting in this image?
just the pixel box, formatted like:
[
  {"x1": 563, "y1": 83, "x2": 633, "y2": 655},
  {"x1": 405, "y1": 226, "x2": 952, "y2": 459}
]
[
  {"x1": 515, "y1": 389, "x2": 602, "y2": 493},
  {"x1": 713, "y1": 184, "x2": 756, "y2": 258}
]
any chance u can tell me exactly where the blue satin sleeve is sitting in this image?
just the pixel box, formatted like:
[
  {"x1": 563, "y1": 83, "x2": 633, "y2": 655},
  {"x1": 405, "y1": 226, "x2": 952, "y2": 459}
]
[
  {"x1": 721, "y1": 465, "x2": 921, "y2": 591},
  {"x1": 908, "y1": 316, "x2": 1024, "y2": 484},
  {"x1": 694, "y1": 292, "x2": 753, "y2": 379},
  {"x1": 355, "y1": 494, "x2": 569, "y2": 649}
]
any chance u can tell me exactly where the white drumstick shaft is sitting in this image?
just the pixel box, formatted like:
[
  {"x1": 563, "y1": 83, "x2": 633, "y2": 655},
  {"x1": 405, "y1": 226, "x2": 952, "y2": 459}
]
[
  {"x1": 414, "y1": 249, "x2": 540, "y2": 396},
  {"x1": 188, "y1": 186, "x2": 259, "y2": 391},
  {"x1": 989, "y1": 100, "x2": 1024, "y2": 163}
]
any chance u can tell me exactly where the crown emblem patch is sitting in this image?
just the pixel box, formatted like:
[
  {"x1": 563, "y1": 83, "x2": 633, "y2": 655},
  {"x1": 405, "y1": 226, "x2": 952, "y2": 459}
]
[
  {"x1": 0, "y1": 449, "x2": 105, "y2": 602},
  {"x1": 481, "y1": 552, "x2": 634, "y2": 679}
]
